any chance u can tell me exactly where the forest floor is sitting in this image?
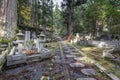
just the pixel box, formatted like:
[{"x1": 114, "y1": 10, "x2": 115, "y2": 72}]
[{"x1": 0, "y1": 39, "x2": 111, "y2": 80}]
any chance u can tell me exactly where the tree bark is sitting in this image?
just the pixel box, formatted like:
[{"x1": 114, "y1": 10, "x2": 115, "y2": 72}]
[
  {"x1": 0, "y1": 0, "x2": 17, "y2": 38},
  {"x1": 66, "y1": 0, "x2": 73, "y2": 36},
  {"x1": 7, "y1": 0, "x2": 17, "y2": 38}
]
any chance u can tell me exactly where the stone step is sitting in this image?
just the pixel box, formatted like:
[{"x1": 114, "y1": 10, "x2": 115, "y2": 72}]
[
  {"x1": 70, "y1": 63, "x2": 85, "y2": 67},
  {"x1": 66, "y1": 55, "x2": 77, "y2": 58},
  {"x1": 77, "y1": 78, "x2": 96, "y2": 80},
  {"x1": 81, "y1": 68, "x2": 98, "y2": 76}
]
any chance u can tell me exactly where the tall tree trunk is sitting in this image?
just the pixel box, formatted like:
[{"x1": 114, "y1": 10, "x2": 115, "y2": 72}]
[
  {"x1": 67, "y1": 0, "x2": 73, "y2": 36},
  {"x1": 0, "y1": 0, "x2": 17, "y2": 38},
  {"x1": 0, "y1": 0, "x2": 7, "y2": 37},
  {"x1": 6, "y1": 0, "x2": 17, "y2": 38}
]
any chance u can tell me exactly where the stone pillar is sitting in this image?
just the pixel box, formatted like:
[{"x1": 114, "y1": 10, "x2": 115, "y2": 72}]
[
  {"x1": 25, "y1": 31, "x2": 31, "y2": 41},
  {"x1": 25, "y1": 31, "x2": 31, "y2": 50},
  {"x1": 36, "y1": 39, "x2": 41, "y2": 52}
]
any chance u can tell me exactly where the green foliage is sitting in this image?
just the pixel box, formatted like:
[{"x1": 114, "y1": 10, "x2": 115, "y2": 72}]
[
  {"x1": 0, "y1": 0, "x2": 1, "y2": 4},
  {"x1": 17, "y1": 0, "x2": 54, "y2": 33},
  {"x1": 14, "y1": 27, "x2": 19, "y2": 35},
  {"x1": 109, "y1": 25, "x2": 120, "y2": 34},
  {"x1": 53, "y1": 4, "x2": 65, "y2": 35},
  {"x1": 37, "y1": 0, "x2": 53, "y2": 28},
  {"x1": 76, "y1": 0, "x2": 120, "y2": 35},
  {"x1": 60, "y1": 0, "x2": 88, "y2": 35},
  {"x1": 0, "y1": 38, "x2": 10, "y2": 44},
  {"x1": 17, "y1": 0, "x2": 33, "y2": 27},
  {"x1": 109, "y1": 0, "x2": 120, "y2": 9},
  {"x1": 16, "y1": 0, "x2": 120, "y2": 36}
]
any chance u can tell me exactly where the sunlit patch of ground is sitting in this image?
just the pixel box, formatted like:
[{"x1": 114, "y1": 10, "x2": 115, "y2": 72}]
[{"x1": 74, "y1": 44, "x2": 120, "y2": 78}]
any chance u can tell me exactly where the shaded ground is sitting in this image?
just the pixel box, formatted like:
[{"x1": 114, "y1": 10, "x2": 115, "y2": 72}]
[{"x1": 0, "y1": 41, "x2": 110, "y2": 80}]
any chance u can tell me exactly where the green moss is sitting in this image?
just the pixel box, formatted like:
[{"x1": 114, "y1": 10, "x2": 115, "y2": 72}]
[
  {"x1": 54, "y1": 74, "x2": 63, "y2": 79},
  {"x1": 74, "y1": 44, "x2": 120, "y2": 78},
  {"x1": 0, "y1": 38, "x2": 10, "y2": 44}
]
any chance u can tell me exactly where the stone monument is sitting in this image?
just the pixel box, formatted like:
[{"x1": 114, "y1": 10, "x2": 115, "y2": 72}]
[
  {"x1": 16, "y1": 30, "x2": 24, "y2": 54},
  {"x1": 7, "y1": 30, "x2": 26, "y2": 66}
]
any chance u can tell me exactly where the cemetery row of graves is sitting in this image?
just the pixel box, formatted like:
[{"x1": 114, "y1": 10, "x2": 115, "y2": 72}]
[
  {"x1": 0, "y1": 0, "x2": 120, "y2": 79},
  {"x1": 0, "y1": 30, "x2": 55, "y2": 69},
  {"x1": 0, "y1": 30, "x2": 119, "y2": 80},
  {"x1": 0, "y1": 34, "x2": 112, "y2": 80},
  {"x1": 0, "y1": 29, "x2": 119, "y2": 80}
]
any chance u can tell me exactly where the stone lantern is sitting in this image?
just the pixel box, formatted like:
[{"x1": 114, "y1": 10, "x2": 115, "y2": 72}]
[
  {"x1": 16, "y1": 30, "x2": 24, "y2": 54},
  {"x1": 36, "y1": 32, "x2": 46, "y2": 52},
  {"x1": 16, "y1": 30, "x2": 24, "y2": 41},
  {"x1": 39, "y1": 32, "x2": 46, "y2": 42}
]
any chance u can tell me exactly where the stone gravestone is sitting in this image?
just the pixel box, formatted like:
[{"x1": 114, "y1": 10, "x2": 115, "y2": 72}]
[
  {"x1": 25, "y1": 31, "x2": 30, "y2": 41},
  {"x1": 16, "y1": 30, "x2": 24, "y2": 54},
  {"x1": 17, "y1": 43, "x2": 23, "y2": 54},
  {"x1": 32, "y1": 32, "x2": 37, "y2": 39},
  {"x1": 25, "y1": 31, "x2": 31, "y2": 49},
  {"x1": 73, "y1": 33, "x2": 79, "y2": 43},
  {"x1": 36, "y1": 39, "x2": 41, "y2": 52},
  {"x1": 7, "y1": 31, "x2": 27, "y2": 66}
]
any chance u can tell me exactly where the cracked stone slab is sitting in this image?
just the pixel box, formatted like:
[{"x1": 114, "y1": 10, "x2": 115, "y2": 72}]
[
  {"x1": 76, "y1": 78, "x2": 96, "y2": 80},
  {"x1": 70, "y1": 63, "x2": 85, "y2": 67},
  {"x1": 81, "y1": 68, "x2": 98, "y2": 76},
  {"x1": 66, "y1": 55, "x2": 77, "y2": 58},
  {"x1": 74, "y1": 57, "x2": 85, "y2": 61}
]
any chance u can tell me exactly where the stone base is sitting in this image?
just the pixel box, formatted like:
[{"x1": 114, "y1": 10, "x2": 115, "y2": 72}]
[
  {"x1": 27, "y1": 54, "x2": 42, "y2": 63},
  {"x1": 7, "y1": 54, "x2": 27, "y2": 66},
  {"x1": 81, "y1": 68, "x2": 98, "y2": 76}
]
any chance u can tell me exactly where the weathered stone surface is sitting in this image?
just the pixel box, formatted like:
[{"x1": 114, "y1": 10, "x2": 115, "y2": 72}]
[
  {"x1": 70, "y1": 63, "x2": 85, "y2": 67},
  {"x1": 66, "y1": 55, "x2": 77, "y2": 58},
  {"x1": 7, "y1": 54, "x2": 27, "y2": 66},
  {"x1": 103, "y1": 48, "x2": 114, "y2": 58},
  {"x1": 77, "y1": 78, "x2": 96, "y2": 80},
  {"x1": 81, "y1": 68, "x2": 98, "y2": 76},
  {"x1": 74, "y1": 57, "x2": 85, "y2": 61}
]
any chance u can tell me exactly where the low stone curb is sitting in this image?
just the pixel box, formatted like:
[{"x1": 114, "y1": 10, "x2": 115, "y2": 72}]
[{"x1": 59, "y1": 42, "x2": 71, "y2": 80}]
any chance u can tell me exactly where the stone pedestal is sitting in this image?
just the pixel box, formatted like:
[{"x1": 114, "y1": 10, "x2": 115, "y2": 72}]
[{"x1": 7, "y1": 53, "x2": 27, "y2": 66}]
